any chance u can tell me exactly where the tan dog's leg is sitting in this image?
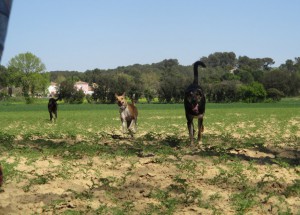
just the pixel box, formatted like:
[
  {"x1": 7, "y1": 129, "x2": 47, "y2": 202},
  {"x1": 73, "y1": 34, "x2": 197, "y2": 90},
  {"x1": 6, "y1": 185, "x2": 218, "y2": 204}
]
[
  {"x1": 128, "y1": 119, "x2": 137, "y2": 133},
  {"x1": 122, "y1": 120, "x2": 127, "y2": 134}
]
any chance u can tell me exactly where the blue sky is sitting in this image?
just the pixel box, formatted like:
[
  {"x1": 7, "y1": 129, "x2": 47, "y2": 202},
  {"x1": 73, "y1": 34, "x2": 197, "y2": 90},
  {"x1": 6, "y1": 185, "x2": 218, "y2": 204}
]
[{"x1": 2, "y1": 0, "x2": 300, "y2": 71}]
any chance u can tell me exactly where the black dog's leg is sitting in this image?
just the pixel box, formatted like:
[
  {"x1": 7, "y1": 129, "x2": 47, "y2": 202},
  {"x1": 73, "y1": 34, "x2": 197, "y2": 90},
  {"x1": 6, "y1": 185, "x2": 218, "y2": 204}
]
[
  {"x1": 197, "y1": 116, "x2": 204, "y2": 144},
  {"x1": 186, "y1": 115, "x2": 194, "y2": 145},
  {"x1": 49, "y1": 112, "x2": 53, "y2": 122}
]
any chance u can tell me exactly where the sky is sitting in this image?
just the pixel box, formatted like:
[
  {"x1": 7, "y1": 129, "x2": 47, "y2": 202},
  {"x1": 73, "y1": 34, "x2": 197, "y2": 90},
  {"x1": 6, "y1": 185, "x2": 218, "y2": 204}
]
[{"x1": 1, "y1": 0, "x2": 300, "y2": 72}]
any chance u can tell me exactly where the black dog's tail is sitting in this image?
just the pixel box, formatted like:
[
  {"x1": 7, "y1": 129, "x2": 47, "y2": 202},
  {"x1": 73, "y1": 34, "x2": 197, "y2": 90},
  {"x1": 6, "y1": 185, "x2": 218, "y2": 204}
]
[
  {"x1": 193, "y1": 61, "x2": 206, "y2": 85},
  {"x1": 55, "y1": 94, "x2": 62, "y2": 102}
]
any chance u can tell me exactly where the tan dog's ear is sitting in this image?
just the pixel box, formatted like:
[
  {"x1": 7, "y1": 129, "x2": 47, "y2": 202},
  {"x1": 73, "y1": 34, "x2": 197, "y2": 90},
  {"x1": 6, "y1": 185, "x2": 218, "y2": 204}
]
[
  {"x1": 122, "y1": 92, "x2": 126, "y2": 97},
  {"x1": 115, "y1": 93, "x2": 118, "y2": 98}
]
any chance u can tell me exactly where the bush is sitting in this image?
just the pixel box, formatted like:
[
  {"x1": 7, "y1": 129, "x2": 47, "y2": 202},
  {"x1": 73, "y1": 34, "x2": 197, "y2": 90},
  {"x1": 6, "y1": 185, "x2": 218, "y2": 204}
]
[
  {"x1": 238, "y1": 82, "x2": 267, "y2": 103},
  {"x1": 0, "y1": 92, "x2": 8, "y2": 101},
  {"x1": 207, "y1": 81, "x2": 240, "y2": 103},
  {"x1": 86, "y1": 94, "x2": 93, "y2": 104},
  {"x1": 144, "y1": 89, "x2": 156, "y2": 103},
  {"x1": 24, "y1": 96, "x2": 35, "y2": 104},
  {"x1": 59, "y1": 80, "x2": 85, "y2": 104},
  {"x1": 267, "y1": 88, "x2": 284, "y2": 101},
  {"x1": 68, "y1": 89, "x2": 85, "y2": 104}
]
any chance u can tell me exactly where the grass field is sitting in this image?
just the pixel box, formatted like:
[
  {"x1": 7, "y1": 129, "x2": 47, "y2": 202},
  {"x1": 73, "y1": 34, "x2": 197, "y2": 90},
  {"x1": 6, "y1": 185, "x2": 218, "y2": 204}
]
[{"x1": 0, "y1": 98, "x2": 299, "y2": 214}]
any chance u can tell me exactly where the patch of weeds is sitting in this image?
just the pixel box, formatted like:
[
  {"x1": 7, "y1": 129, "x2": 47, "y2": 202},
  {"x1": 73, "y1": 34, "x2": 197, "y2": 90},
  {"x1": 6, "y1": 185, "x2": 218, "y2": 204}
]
[
  {"x1": 221, "y1": 132, "x2": 233, "y2": 142},
  {"x1": 272, "y1": 157, "x2": 292, "y2": 168},
  {"x1": 117, "y1": 171, "x2": 134, "y2": 188},
  {"x1": 22, "y1": 173, "x2": 53, "y2": 192},
  {"x1": 151, "y1": 189, "x2": 178, "y2": 214},
  {"x1": 162, "y1": 135, "x2": 182, "y2": 148},
  {"x1": 0, "y1": 131, "x2": 15, "y2": 143},
  {"x1": 176, "y1": 160, "x2": 197, "y2": 177},
  {"x1": 271, "y1": 196, "x2": 293, "y2": 215},
  {"x1": 66, "y1": 131, "x2": 77, "y2": 140},
  {"x1": 141, "y1": 203, "x2": 163, "y2": 215},
  {"x1": 95, "y1": 203, "x2": 126, "y2": 215},
  {"x1": 0, "y1": 161, "x2": 22, "y2": 183},
  {"x1": 61, "y1": 210, "x2": 82, "y2": 215},
  {"x1": 230, "y1": 186, "x2": 258, "y2": 214},
  {"x1": 143, "y1": 132, "x2": 160, "y2": 141},
  {"x1": 257, "y1": 173, "x2": 285, "y2": 195},
  {"x1": 69, "y1": 189, "x2": 94, "y2": 201},
  {"x1": 168, "y1": 175, "x2": 202, "y2": 205},
  {"x1": 99, "y1": 176, "x2": 117, "y2": 191},
  {"x1": 158, "y1": 144, "x2": 180, "y2": 157},
  {"x1": 56, "y1": 162, "x2": 72, "y2": 179},
  {"x1": 197, "y1": 193, "x2": 222, "y2": 214},
  {"x1": 200, "y1": 163, "x2": 208, "y2": 177},
  {"x1": 212, "y1": 153, "x2": 232, "y2": 164},
  {"x1": 47, "y1": 132, "x2": 65, "y2": 139},
  {"x1": 66, "y1": 178, "x2": 98, "y2": 201},
  {"x1": 23, "y1": 131, "x2": 44, "y2": 140},
  {"x1": 210, "y1": 160, "x2": 248, "y2": 188},
  {"x1": 152, "y1": 155, "x2": 168, "y2": 164},
  {"x1": 246, "y1": 160, "x2": 258, "y2": 173},
  {"x1": 209, "y1": 167, "x2": 230, "y2": 185},
  {"x1": 94, "y1": 201, "x2": 134, "y2": 215},
  {"x1": 209, "y1": 192, "x2": 222, "y2": 201},
  {"x1": 284, "y1": 179, "x2": 300, "y2": 197},
  {"x1": 42, "y1": 199, "x2": 67, "y2": 214},
  {"x1": 227, "y1": 160, "x2": 248, "y2": 185},
  {"x1": 242, "y1": 138, "x2": 265, "y2": 148}
]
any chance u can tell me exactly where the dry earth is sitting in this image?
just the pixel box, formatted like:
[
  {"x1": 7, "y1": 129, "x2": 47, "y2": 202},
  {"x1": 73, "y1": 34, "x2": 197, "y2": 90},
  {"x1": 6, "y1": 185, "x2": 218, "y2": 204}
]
[{"x1": 0, "y1": 130, "x2": 299, "y2": 214}]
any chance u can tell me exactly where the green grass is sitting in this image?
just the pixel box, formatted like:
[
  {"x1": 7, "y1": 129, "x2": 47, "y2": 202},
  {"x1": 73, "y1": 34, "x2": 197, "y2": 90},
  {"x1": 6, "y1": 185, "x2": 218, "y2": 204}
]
[
  {"x1": 0, "y1": 98, "x2": 299, "y2": 142},
  {"x1": 0, "y1": 98, "x2": 299, "y2": 214}
]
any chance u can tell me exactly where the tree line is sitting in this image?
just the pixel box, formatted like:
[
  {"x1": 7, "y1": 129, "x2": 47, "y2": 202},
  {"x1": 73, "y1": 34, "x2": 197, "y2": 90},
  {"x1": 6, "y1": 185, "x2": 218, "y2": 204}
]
[{"x1": 0, "y1": 52, "x2": 300, "y2": 103}]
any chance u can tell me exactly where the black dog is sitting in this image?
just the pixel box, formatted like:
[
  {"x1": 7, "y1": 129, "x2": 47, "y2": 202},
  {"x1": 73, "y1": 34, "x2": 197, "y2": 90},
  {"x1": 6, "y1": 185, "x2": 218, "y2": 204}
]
[
  {"x1": 184, "y1": 61, "x2": 206, "y2": 145},
  {"x1": 48, "y1": 97, "x2": 60, "y2": 122}
]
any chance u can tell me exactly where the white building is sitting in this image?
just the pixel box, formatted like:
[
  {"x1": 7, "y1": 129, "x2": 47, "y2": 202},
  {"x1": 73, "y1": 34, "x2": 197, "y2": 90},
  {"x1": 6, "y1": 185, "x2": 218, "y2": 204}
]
[{"x1": 48, "y1": 82, "x2": 58, "y2": 97}]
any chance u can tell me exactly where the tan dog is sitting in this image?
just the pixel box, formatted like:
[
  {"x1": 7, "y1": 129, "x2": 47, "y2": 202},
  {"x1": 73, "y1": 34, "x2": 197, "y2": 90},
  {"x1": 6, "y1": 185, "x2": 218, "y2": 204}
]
[{"x1": 115, "y1": 93, "x2": 138, "y2": 135}]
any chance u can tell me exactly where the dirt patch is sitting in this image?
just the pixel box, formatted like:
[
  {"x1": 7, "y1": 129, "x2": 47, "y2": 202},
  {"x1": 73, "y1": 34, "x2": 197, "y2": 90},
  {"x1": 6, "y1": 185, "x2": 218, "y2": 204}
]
[{"x1": 0, "y1": 137, "x2": 299, "y2": 214}]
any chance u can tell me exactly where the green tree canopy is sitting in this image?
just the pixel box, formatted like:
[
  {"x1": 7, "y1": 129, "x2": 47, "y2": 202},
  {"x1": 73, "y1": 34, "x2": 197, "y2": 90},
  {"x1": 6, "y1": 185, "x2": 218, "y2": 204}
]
[{"x1": 7, "y1": 52, "x2": 48, "y2": 97}]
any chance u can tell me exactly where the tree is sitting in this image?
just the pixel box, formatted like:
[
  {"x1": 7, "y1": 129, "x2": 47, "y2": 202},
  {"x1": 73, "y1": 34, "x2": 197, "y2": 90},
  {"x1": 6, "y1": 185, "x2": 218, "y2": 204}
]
[
  {"x1": 238, "y1": 82, "x2": 267, "y2": 103},
  {"x1": 237, "y1": 56, "x2": 274, "y2": 71},
  {"x1": 0, "y1": 65, "x2": 8, "y2": 88},
  {"x1": 58, "y1": 79, "x2": 85, "y2": 104},
  {"x1": 234, "y1": 70, "x2": 254, "y2": 84},
  {"x1": 266, "y1": 88, "x2": 284, "y2": 102},
  {"x1": 207, "y1": 81, "x2": 240, "y2": 103},
  {"x1": 7, "y1": 52, "x2": 47, "y2": 97},
  {"x1": 201, "y1": 52, "x2": 237, "y2": 69},
  {"x1": 92, "y1": 74, "x2": 117, "y2": 103},
  {"x1": 157, "y1": 61, "x2": 186, "y2": 103}
]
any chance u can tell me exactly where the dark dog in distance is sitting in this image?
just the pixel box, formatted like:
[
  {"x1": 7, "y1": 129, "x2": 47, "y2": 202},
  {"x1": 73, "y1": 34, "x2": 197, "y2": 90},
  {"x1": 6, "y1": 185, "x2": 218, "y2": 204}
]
[
  {"x1": 48, "y1": 96, "x2": 61, "y2": 122},
  {"x1": 115, "y1": 93, "x2": 138, "y2": 136},
  {"x1": 184, "y1": 61, "x2": 206, "y2": 145}
]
